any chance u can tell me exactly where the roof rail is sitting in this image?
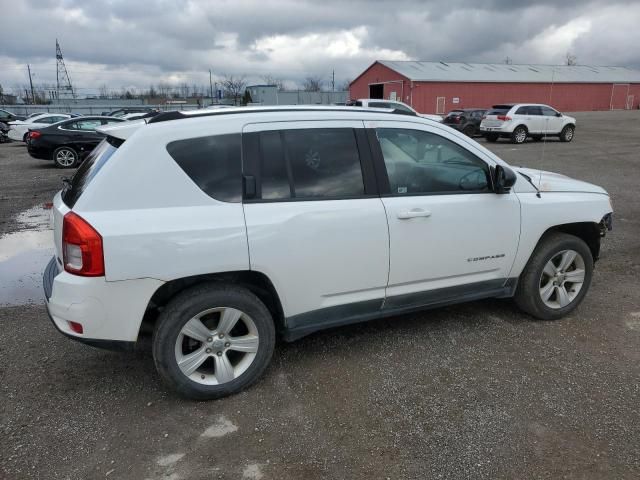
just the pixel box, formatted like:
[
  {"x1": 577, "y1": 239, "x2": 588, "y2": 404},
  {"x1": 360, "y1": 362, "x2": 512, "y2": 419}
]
[{"x1": 147, "y1": 106, "x2": 416, "y2": 124}]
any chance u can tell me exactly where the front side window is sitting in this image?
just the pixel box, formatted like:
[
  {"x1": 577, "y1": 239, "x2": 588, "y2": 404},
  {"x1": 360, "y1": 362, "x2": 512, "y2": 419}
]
[
  {"x1": 541, "y1": 106, "x2": 559, "y2": 116},
  {"x1": 256, "y1": 128, "x2": 365, "y2": 200},
  {"x1": 376, "y1": 128, "x2": 490, "y2": 195},
  {"x1": 167, "y1": 134, "x2": 241, "y2": 202}
]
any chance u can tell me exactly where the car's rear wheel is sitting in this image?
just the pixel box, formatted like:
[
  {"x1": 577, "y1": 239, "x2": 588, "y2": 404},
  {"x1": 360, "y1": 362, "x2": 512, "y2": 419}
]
[
  {"x1": 53, "y1": 146, "x2": 79, "y2": 168},
  {"x1": 560, "y1": 125, "x2": 575, "y2": 142},
  {"x1": 22, "y1": 132, "x2": 29, "y2": 143},
  {"x1": 511, "y1": 126, "x2": 528, "y2": 144},
  {"x1": 485, "y1": 133, "x2": 499, "y2": 142},
  {"x1": 462, "y1": 125, "x2": 475, "y2": 137},
  {"x1": 514, "y1": 232, "x2": 593, "y2": 320},
  {"x1": 153, "y1": 284, "x2": 275, "y2": 400}
]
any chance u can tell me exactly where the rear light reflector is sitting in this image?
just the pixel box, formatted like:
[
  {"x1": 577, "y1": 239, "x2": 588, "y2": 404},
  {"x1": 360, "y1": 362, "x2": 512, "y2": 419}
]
[
  {"x1": 29, "y1": 130, "x2": 41, "y2": 139},
  {"x1": 62, "y1": 212, "x2": 104, "y2": 276},
  {"x1": 497, "y1": 115, "x2": 512, "y2": 121},
  {"x1": 68, "y1": 321, "x2": 84, "y2": 334}
]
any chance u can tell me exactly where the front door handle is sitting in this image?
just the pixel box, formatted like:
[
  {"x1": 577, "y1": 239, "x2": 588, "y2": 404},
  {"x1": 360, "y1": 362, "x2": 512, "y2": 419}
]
[{"x1": 397, "y1": 208, "x2": 432, "y2": 220}]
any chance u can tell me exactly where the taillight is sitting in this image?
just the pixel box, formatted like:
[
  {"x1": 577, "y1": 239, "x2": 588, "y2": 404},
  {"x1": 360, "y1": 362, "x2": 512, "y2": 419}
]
[
  {"x1": 497, "y1": 115, "x2": 512, "y2": 121},
  {"x1": 62, "y1": 212, "x2": 104, "y2": 276},
  {"x1": 29, "y1": 130, "x2": 41, "y2": 139}
]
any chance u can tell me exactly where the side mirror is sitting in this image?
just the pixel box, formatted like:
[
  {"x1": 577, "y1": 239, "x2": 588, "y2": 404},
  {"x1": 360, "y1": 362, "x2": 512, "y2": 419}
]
[
  {"x1": 555, "y1": 112, "x2": 562, "y2": 117},
  {"x1": 493, "y1": 165, "x2": 517, "y2": 194}
]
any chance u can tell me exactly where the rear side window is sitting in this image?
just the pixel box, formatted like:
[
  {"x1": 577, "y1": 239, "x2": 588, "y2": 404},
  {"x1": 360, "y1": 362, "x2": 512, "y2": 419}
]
[
  {"x1": 62, "y1": 137, "x2": 120, "y2": 208},
  {"x1": 167, "y1": 134, "x2": 241, "y2": 202},
  {"x1": 256, "y1": 128, "x2": 365, "y2": 200}
]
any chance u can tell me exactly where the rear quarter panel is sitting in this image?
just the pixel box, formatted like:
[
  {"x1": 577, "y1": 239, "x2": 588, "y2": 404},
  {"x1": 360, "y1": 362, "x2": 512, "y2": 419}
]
[{"x1": 71, "y1": 119, "x2": 250, "y2": 282}]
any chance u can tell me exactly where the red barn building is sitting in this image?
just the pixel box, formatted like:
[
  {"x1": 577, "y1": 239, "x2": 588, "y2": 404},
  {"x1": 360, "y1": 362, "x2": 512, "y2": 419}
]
[{"x1": 349, "y1": 61, "x2": 640, "y2": 114}]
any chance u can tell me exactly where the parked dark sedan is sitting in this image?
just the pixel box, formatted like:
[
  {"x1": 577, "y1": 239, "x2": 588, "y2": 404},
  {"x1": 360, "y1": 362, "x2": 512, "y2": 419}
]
[
  {"x1": 27, "y1": 116, "x2": 124, "y2": 168},
  {"x1": 443, "y1": 108, "x2": 487, "y2": 136}
]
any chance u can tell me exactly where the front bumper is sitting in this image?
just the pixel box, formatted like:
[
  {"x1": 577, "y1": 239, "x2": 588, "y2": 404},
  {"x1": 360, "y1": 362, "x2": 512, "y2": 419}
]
[{"x1": 43, "y1": 256, "x2": 163, "y2": 350}]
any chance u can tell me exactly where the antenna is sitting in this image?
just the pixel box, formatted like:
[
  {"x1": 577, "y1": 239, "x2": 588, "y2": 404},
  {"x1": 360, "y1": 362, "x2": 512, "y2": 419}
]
[
  {"x1": 56, "y1": 39, "x2": 76, "y2": 101},
  {"x1": 539, "y1": 67, "x2": 555, "y2": 189}
]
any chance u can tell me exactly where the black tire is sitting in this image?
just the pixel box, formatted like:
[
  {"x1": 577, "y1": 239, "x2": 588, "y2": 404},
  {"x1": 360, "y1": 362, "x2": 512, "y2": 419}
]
[
  {"x1": 22, "y1": 132, "x2": 29, "y2": 143},
  {"x1": 511, "y1": 125, "x2": 528, "y2": 144},
  {"x1": 152, "y1": 283, "x2": 276, "y2": 400},
  {"x1": 514, "y1": 232, "x2": 593, "y2": 320},
  {"x1": 485, "y1": 133, "x2": 499, "y2": 142},
  {"x1": 462, "y1": 125, "x2": 475, "y2": 137},
  {"x1": 532, "y1": 135, "x2": 543, "y2": 141},
  {"x1": 560, "y1": 125, "x2": 575, "y2": 142},
  {"x1": 53, "y1": 146, "x2": 79, "y2": 168}
]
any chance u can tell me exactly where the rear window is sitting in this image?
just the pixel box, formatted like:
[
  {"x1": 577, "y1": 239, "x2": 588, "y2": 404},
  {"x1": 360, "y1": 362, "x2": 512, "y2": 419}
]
[
  {"x1": 446, "y1": 110, "x2": 464, "y2": 116},
  {"x1": 61, "y1": 137, "x2": 121, "y2": 208},
  {"x1": 487, "y1": 105, "x2": 512, "y2": 115},
  {"x1": 166, "y1": 134, "x2": 242, "y2": 202}
]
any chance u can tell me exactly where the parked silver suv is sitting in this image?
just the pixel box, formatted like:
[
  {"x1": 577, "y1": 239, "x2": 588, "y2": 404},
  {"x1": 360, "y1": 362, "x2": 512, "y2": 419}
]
[{"x1": 480, "y1": 103, "x2": 576, "y2": 144}]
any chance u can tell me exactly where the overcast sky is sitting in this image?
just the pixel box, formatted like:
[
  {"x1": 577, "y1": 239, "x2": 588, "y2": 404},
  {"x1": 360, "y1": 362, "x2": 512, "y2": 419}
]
[{"x1": 1, "y1": 0, "x2": 639, "y2": 94}]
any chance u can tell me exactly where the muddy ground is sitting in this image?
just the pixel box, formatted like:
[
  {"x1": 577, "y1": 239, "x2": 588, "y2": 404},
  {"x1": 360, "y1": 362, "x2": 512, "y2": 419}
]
[{"x1": 0, "y1": 111, "x2": 639, "y2": 479}]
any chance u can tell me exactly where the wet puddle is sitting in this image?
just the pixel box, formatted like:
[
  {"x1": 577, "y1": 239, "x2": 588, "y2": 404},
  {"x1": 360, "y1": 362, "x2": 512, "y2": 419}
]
[{"x1": 0, "y1": 205, "x2": 55, "y2": 307}]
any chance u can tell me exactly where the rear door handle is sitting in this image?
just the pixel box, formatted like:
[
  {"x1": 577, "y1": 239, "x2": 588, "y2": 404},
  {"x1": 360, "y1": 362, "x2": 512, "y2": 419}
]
[{"x1": 397, "y1": 208, "x2": 432, "y2": 220}]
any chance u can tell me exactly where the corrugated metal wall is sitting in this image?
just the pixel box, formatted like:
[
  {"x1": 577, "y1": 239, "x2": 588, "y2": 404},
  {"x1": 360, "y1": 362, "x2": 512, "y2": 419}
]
[{"x1": 350, "y1": 63, "x2": 640, "y2": 113}]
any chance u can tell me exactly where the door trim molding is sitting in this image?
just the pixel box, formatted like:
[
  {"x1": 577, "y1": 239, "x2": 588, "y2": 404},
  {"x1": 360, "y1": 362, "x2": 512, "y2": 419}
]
[{"x1": 283, "y1": 278, "x2": 517, "y2": 341}]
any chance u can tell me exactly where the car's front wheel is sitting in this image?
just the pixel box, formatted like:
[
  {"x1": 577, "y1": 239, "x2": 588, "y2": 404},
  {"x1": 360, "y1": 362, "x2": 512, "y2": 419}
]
[
  {"x1": 153, "y1": 284, "x2": 276, "y2": 400},
  {"x1": 53, "y1": 146, "x2": 79, "y2": 168},
  {"x1": 463, "y1": 125, "x2": 475, "y2": 137},
  {"x1": 514, "y1": 232, "x2": 593, "y2": 320},
  {"x1": 560, "y1": 125, "x2": 575, "y2": 142}
]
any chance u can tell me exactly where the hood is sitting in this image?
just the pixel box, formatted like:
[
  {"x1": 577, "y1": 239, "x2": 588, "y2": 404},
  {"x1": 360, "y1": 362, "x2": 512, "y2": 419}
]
[{"x1": 514, "y1": 167, "x2": 607, "y2": 195}]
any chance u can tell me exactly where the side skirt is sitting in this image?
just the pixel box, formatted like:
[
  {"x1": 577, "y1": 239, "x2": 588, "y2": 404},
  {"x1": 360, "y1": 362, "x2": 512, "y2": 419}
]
[{"x1": 283, "y1": 278, "x2": 518, "y2": 342}]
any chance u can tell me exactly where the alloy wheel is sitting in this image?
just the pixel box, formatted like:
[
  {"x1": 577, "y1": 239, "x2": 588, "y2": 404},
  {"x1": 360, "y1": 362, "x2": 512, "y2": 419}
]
[
  {"x1": 56, "y1": 149, "x2": 76, "y2": 167},
  {"x1": 515, "y1": 128, "x2": 527, "y2": 143},
  {"x1": 539, "y1": 249, "x2": 585, "y2": 309},
  {"x1": 174, "y1": 307, "x2": 260, "y2": 385}
]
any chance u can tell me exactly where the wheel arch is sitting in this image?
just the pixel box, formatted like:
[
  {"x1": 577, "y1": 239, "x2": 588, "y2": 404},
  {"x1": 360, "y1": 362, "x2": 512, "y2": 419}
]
[
  {"x1": 139, "y1": 270, "x2": 285, "y2": 340},
  {"x1": 538, "y1": 221, "x2": 602, "y2": 262}
]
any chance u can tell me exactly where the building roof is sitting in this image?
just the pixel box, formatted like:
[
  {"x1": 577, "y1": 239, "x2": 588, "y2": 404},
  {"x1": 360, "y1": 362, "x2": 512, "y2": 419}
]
[{"x1": 378, "y1": 61, "x2": 640, "y2": 84}]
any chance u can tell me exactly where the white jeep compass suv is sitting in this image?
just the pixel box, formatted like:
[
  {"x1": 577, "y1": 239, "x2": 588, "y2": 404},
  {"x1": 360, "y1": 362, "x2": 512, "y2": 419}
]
[
  {"x1": 480, "y1": 103, "x2": 576, "y2": 144},
  {"x1": 43, "y1": 106, "x2": 612, "y2": 400}
]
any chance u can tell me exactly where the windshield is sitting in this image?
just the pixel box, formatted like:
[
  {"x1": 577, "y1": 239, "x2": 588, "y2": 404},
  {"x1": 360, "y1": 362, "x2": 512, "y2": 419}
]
[{"x1": 61, "y1": 137, "x2": 120, "y2": 207}]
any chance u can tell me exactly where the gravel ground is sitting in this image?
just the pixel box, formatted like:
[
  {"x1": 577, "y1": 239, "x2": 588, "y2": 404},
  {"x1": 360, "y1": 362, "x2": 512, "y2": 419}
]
[{"x1": 1, "y1": 111, "x2": 639, "y2": 479}]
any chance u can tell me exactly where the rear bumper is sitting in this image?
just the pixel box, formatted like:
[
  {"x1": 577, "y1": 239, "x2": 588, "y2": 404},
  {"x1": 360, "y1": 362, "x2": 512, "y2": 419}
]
[
  {"x1": 43, "y1": 256, "x2": 163, "y2": 348},
  {"x1": 480, "y1": 126, "x2": 510, "y2": 133},
  {"x1": 27, "y1": 144, "x2": 51, "y2": 160}
]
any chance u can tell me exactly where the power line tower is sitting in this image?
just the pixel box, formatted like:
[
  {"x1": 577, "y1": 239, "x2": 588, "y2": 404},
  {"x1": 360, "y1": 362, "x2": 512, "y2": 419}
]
[{"x1": 56, "y1": 39, "x2": 76, "y2": 101}]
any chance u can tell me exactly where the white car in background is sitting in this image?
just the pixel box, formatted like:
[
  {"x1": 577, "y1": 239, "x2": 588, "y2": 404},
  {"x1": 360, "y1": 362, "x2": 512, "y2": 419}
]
[
  {"x1": 8, "y1": 113, "x2": 73, "y2": 142},
  {"x1": 480, "y1": 103, "x2": 576, "y2": 144},
  {"x1": 347, "y1": 99, "x2": 443, "y2": 122}
]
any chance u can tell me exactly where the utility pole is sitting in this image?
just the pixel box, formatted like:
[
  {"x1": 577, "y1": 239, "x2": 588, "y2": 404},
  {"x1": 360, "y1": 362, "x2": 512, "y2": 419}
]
[
  {"x1": 27, "y1": 64, "x2": 35, "y2": 104},
  {"x1": 331, "y1": 70, "x2": 335, "y2": 92},
  {"x1": 209, "y1": 70, "x2": 214, "y2": 105}
]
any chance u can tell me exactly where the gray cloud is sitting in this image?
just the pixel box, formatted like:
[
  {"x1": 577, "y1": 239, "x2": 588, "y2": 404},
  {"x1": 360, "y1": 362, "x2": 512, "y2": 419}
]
[{"x1": 1, "y1": 0, "x2": 638, "y2": 94}]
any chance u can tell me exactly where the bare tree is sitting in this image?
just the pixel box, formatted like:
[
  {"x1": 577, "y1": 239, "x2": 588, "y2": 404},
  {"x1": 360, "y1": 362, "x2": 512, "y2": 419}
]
[
  {"x1": 303, "y1": 75, "x2": 323, "y2": 92},
  {"x1": 261, "y1": 75, "x2": 285, "y2": 90},
  {"x1": 339, "y1": 79, "x2": 351, "y2": 91},
  {"x1": 221, "y1": 74, "x2": 246, "y2": 105},
  {"x1": 565, "y1": 52, "x2": 577, "y2": 66},
  {"x1": 99, "y1": 84, "x2": 109, "y2": 99},
  {"x1": 157, "y1": 82, "x2": 171, "y2": 98}
]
